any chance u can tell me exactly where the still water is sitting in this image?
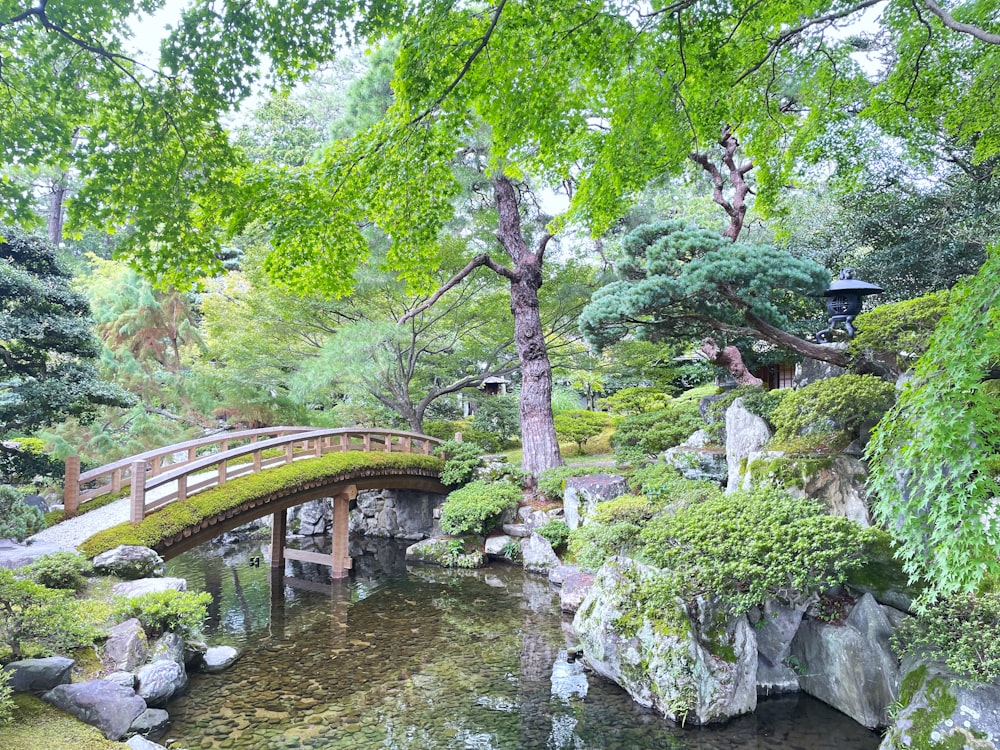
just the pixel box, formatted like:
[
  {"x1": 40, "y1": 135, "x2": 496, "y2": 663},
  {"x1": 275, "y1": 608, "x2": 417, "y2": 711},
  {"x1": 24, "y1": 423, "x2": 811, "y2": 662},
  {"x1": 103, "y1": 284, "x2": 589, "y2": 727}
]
[{"x1": 165, "y1": 538, "x2": 882, "y2": 750}]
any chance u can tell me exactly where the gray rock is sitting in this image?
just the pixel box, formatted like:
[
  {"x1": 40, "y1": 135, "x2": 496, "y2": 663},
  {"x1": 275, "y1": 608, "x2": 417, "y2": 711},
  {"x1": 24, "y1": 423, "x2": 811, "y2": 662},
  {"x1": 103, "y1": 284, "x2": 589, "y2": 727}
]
[
  {"x1": 559, "y1": 571, "x2": 595, "y2": 614},
  {"x1": 790, "y1": 593, "x2": 899, "y2": 728},
  {"x1": 128, "y1": 708, "x2": 170, "y2": 741},
  {"x1": 202, "y1": 645, "x2": 240, "y2": 674},
  {"x1": 573, "y1": 557, "x2": 757, "y2": 726},
  {"x1": 44, "y1": 680, "x2": 147, "y2": 740},
  {"x1": 291, "y1": 498, "x2": 331, "y2": 536},
  {"x1": 104, "y1": 618, "x2": 149, "y2": 673},
  {"x1": 2, "y1": 656, "x2": 74, "y2": 693},
  {"x1": 127, "y1": 734, "x2": 169, "y2": 750},
  {"x1": 547, "y1": 564, "x2": 579, "y2": 586},
  {"x1": 663, "y1": 444, "x2": 728, "y2": 484},
  {"x1": 484, "y1": 534, "x2": 517, "y2": 559},
  {"x1": 501, "y1": 523, "x2": 531, "y2": 538},
  {"x1": 136, "y1": 659, "x2": 187, "y2": 707},
  {"x1": 112, "y1": 577, "x2": 188, "y2": 599},
  {"x1": 520, "y1": 533, "x2": 560, "y2": 575},
  {"x1": 563, "y1": 474, "x2": 629, "y2": 530},
  {"x1": 793, "y1": 346, "x2": 848, "y2": 388},
  {"x1": 724, "y1": 399, "x2": 773, "y2": 494},
  {"x1": 349, "y1": 489, "x2": 443, "y2": 540},
  {"x1": 880, "y1": 657, "x2": 1000, "y2": 750},
  {"x1": 92, "y1": 545, "x2": 165, "y2": 580},
  {"x1": 404, "y1": 537, "x2": 487, "y2": 568},
  {"x1": 105, "y1": 671, "x2": 137, "y2": 689},
  {"x1": 150, "y1": 632, "x2": 186, "y2": 667},
  {"x1": 748, "y1": 601, "x2": 807, "y2": 695},
  {"x1": 739, "y1": 453, "x2": 873, "y2": 527}
]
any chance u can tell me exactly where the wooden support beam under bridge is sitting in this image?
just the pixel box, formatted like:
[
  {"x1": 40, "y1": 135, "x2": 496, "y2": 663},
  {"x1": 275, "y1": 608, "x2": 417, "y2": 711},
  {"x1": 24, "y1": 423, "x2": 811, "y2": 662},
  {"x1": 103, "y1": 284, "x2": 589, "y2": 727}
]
[{"x1": 270, "y1": 485, "x2": 357, "y2": 580}]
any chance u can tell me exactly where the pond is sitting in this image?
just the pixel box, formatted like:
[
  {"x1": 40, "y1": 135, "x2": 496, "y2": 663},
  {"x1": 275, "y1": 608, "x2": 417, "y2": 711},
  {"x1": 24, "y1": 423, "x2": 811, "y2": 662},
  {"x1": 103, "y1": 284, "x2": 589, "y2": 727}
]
[{"x1": 164, "y1": 537, "x2": 883, "y2": 750}]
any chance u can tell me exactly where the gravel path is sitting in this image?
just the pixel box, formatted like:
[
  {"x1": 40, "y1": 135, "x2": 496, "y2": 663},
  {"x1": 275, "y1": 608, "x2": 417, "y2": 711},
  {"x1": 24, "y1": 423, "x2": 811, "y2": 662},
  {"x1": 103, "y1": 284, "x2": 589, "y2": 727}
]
[{"x1": 28, "y1": 496, "x2": 132, "y2": 550}]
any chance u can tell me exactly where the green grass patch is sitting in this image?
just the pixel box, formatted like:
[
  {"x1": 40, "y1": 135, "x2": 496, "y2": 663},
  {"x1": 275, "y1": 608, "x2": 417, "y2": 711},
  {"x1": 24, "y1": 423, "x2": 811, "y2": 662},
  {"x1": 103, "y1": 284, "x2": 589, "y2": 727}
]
[
  {"x1": 78, "y1": 452, "x2": 442, "y2": 557},
  {"x1": 0, "y1": 694, "x2": 121, "y2": 750}
]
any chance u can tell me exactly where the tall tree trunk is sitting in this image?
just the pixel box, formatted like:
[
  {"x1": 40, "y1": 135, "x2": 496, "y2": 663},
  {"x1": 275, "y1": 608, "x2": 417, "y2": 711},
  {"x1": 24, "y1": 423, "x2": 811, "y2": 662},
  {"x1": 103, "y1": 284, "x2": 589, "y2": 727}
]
[
  {"x1": 47, "y1": 179, "x2": 67, "y2": 246},
  {"x1": 493, "y1": 176, "x2": 563, "y2": 478}
]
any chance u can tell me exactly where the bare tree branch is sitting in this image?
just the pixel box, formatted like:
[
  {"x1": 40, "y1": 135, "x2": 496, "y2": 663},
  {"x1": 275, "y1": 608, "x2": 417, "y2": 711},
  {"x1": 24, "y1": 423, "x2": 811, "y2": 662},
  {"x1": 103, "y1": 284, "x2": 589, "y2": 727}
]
[{"x1": 398, "y1": 253, "x2": 515, "y2": 325}]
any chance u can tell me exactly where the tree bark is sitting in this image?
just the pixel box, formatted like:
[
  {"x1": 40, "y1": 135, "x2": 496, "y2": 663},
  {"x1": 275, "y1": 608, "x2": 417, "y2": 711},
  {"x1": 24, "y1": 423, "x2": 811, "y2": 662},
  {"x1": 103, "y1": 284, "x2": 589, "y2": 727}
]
[
  {"x1": 493, "y1": 176, "x2": 563, "y2": 478},
  {"x1": 700, "y1": 338, "x2": 763, "y2": 386}
]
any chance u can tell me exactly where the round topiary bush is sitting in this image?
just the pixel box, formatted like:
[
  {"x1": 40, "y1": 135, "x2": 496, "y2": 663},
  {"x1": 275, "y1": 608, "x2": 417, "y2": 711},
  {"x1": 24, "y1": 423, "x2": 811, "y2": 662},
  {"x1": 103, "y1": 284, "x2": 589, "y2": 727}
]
[{"x1": 440, "y1": 480, "x2": 522, "y2": 536}]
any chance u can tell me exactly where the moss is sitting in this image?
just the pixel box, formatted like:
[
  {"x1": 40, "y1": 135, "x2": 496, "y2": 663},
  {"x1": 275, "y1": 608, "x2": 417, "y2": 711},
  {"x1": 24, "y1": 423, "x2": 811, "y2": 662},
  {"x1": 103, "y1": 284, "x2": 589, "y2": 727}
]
[
  {"x1": 79, "y1": 452, "x2": 442, "y2": 557},
  {"x1": 888, "y1": 667, "x2": 971, "y2": 750},
  {"x1": 744, "y1": 455, "x2": 836, "y2": 491},
  {"x1": 0, "y1": 694, "x2": 121, "y2": 749}
]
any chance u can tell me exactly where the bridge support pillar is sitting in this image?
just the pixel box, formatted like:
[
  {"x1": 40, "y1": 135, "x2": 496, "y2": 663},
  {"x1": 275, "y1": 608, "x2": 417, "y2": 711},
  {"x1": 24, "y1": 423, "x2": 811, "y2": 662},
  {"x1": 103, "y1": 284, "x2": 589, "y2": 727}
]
[
  {"x1": 270, "y1": 509, "x2": 287, "y2": 570},
  {"x1": 331, "y1": 485, "x2": 356, "y2": 579}
]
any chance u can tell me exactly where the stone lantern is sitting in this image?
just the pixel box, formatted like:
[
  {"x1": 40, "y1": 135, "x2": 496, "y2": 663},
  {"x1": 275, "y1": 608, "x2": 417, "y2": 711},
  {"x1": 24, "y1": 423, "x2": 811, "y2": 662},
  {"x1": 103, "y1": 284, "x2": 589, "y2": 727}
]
[{"x1": 815, "y1": 269, "x2": 883, "y2": 343}]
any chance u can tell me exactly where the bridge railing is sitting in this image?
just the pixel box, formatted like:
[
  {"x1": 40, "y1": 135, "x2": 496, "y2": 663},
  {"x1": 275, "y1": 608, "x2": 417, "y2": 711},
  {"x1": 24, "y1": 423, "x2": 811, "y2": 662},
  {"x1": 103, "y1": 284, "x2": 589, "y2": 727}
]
[{"x1": 63, "y1": 428, "x2": 442, "y2": 523}]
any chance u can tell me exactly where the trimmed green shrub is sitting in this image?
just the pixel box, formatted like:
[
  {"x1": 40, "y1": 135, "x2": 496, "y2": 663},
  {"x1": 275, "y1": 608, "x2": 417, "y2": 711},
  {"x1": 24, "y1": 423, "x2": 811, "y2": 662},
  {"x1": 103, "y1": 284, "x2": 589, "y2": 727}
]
[
  {"x1": 891, "y1": 592, "x2": 1000, "y2": 683},
  {"x1": 770, "y1": 374, "x2": 896, "y2": 452},
  {"x1": 568, "y1": 494, "x2": 654, "y2": 572},
  {"x1": 598, "y1": 387, "x2": 673, "y2": 415},
  {"x1": 0, "y1": 485, "x2": 45, "y2": 542},
  {"x1": 437, "y1": 440, "x2": 485, "y2": 486},
  {"x1": 422, "y1": 419, "x2": 466, "y2": 442},
  {"x1": 536, "y1": 519, "x2": 570, "y2": 549},
  {"x1": 627, "y1": 464, "x2": 722, "y2": 507},
  {"x1": 0, "y1": 570, "x2": 98, "y2": 660},
  {"x1": 0, "y1": 437, "x2": 63, "y2": 485},
  {"x1": 611, "y1": 400, "x2": 703, "y2": 464},
  {"x1": 553, "y1": 409, "x2": 611, "y2": 454},
  {"x1": 639, "y1": 486, "x2": 873, "y2": 614},
  {"x1": 537, "y1": 465, "x2": 606, "y2": 502},
  {"x1": 848, "y1": 289, "x2": 951, "y2": 374},
  {"x1": 440, "y1": 480, "x2": 522, "y2": 536},
  {"x1": 25, "y1": 552, "x2": 93, "y2": 593},
  {"x1": 79, "y1": 451, "x2": 443, "y2": 557},
  {"x1": 113, "y1": 589, "x2": 213, "y2": 639}
]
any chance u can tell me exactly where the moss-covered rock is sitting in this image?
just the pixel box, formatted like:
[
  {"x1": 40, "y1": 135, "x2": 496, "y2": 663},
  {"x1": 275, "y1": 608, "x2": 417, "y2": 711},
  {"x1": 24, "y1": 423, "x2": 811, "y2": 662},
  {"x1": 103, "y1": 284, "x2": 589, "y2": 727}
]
[
  {"x1": 880, "y1": 658, "x2": 1000, "y2": 750},
  {"x1": 404, "y1": 537, "x2": 486, "y2": 569},
  {"x1": 572, "y1": 557, "x2": 757, "y2": 726}
]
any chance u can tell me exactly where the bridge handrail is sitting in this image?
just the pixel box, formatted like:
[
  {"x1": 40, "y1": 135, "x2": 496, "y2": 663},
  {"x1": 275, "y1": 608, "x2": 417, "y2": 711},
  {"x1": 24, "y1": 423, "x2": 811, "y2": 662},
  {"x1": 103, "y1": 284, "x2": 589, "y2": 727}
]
[
  {"x1": 63, "y1": 427, "x2": 319, "y2": 514},
  {"x1": 63, "y1": 427, "x2": 443, "y2": 524}
]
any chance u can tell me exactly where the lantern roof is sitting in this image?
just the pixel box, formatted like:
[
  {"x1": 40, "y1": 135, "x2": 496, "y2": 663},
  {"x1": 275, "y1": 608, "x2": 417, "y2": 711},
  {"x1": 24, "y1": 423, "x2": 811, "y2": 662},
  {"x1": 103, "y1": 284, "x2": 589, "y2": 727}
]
[{"x1": 821, "y1": 269, "x2": 884, "y2": 298}]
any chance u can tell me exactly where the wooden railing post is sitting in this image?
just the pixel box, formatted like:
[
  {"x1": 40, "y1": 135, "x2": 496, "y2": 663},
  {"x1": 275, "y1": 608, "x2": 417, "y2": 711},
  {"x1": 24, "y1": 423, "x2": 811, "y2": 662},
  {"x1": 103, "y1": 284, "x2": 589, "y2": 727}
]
[
  {"x1": 63, "y1": 455, "x2": 80, "y2": 518},
  {"x1": 129, "y1": 461, "x2": 147, "y2": 524}
]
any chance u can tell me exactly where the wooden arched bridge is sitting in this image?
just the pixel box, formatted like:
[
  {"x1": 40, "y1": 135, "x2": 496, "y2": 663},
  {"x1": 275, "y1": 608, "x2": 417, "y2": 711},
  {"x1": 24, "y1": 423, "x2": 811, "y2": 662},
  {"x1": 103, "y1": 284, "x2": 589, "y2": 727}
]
[{"x1": 63, "y1": 427, "x2": 447, "y2": 578}]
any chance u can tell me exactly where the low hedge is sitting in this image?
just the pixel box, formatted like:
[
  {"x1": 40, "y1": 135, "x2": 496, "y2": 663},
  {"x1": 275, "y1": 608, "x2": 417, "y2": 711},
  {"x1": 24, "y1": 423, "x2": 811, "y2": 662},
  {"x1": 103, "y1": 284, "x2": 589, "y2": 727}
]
[{"x1": 78, "y1": 452, "x2": 443, "y2": 557}]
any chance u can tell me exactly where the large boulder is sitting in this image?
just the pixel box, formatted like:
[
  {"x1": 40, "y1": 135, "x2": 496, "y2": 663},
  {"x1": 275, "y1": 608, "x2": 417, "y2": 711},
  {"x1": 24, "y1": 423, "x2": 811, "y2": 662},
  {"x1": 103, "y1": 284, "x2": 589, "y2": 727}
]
[
  {"x1": 558, "y1": 570, "x2": 595, "y2": 614},
  {"x1": 128, "y1": 707, "x2": 170, "y2": 742},
  {"x1": 793, "y1": 346, "x2": 848, "y2": 388},
  {"x1": 880, "y1": 658, "x2": 1000, "y2": 750},
  {"x1": 135, "y1": 659, "x2": 187, "y2": 707},
  {"x1": 127, "y1": 734, "x2": 170, "y2": 750},
  {"x1": 563, "y1": 474, "x2": 629, "y2": 530},
  {"x1": 520, "y1": 532, "x2": 560, "y2": 575},
  {"x1": 2, "y1": 656, "x2": 74, "y2": 693},
  {"x1": 741, "y1": 453, "x2": 872, "y2": 526},
  {"x1": 104, "y1": 618, "x2": 149, "y2": 673},
  {"x1": 92, "y1": 546, "x2": 165, "y2": 580},
  {"x1": 663, "y1": 431, "x2": 728, "y2": 485},
  {"x1": 43, "y1": 680, "x2": 147, "y2": 740},
  {"x1": 149, "y1": 632, "x2": 186, "y2": 668},
  {"x1": 724, "y1": 399, "x2": 773, "y2": 494},
  {"x1": 789, "y1": 593, "x2": 901, "y2": 729},
  {"x1": 748, "y1": 600, "x2": 807, "y2": 695},
  {"x1": 573, "y1": 557, "x2": 757, "y2": 726}
]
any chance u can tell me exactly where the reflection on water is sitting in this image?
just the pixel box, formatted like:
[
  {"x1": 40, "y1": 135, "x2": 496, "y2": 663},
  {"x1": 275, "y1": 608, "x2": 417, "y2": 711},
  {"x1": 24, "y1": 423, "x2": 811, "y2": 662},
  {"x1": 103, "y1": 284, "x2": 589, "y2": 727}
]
[{"x1": 165, "y1": 538, "x2": 882, "y2": 749}]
